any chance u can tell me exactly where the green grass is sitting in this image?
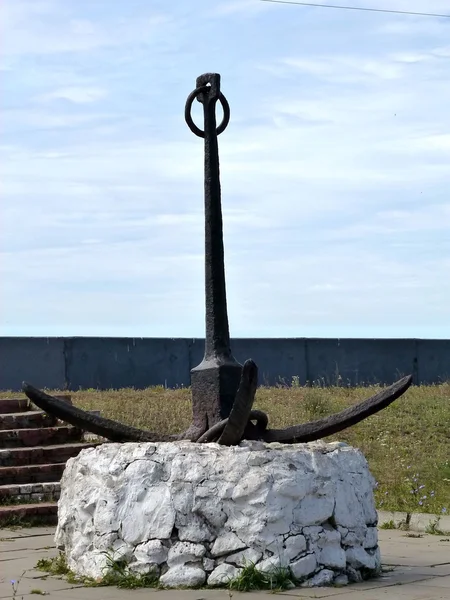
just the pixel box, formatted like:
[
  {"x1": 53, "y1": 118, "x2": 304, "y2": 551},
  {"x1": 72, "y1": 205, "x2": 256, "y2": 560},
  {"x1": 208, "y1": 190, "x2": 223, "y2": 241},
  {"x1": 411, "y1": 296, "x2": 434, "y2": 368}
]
[
  {"x1": 35, "y1": 552, "x2": 295, "y2": 591},
  {"x1": 379, "y1": 520, "x2": 397, "y2": 530},
  {"x1": 36, "y1": 553, "x2": 71, "y2": 577},
  {"x1": 3, "y1": 381, "x2": 449, "y2": 515},
  {"x1": 36, "y1": 551, "x2": 158, "y2": 589},
  {"x1": 227, "y1": 562, "x2": 294, "y2": 592}
]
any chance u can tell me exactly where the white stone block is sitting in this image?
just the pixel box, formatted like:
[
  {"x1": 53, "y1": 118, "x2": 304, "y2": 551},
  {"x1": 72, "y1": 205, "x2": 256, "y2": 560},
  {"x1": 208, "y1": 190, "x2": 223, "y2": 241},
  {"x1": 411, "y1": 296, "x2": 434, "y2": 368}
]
[
  {"x1": 317, "y1": 545, "x2": 346, "y2": 569},
  {"x1": 203, "y1": 557, "x2": 216, "y2": 572},
  {"x1": 226, "y1": 548, "x2": 262, "y2": 567},
  {"x1": 160, "y1": 564, "x2": 206, "y2": 588},
  {"x1": 346, "y1": 546, "x2": 379, "y2": 570},
  {"x1": 303, "y1": 568, "x2": 335, "y2": 587},
  {"x1": 207, "y1": 563, "x2": 242, "y2": 586},
  {"x1": 211, "y1": 532, "x2": 246, "y2": 557},
  {"x1": 167, "y1": 541, "x2": 205, "y2": 567},
  {"x1": 342, "y1": 527, "x2": 367, "y2": 546},
  {"x1": 364, "y1": 526, "x2": 378, "y2": 549},
  {"x1": 133, "y1": 540, "x2": 167, "y2": 566},
  {"x1": 257, "y1": 554, "x2": 289, "y2": 573},
  {"x1": 284, "y1": 534, "x2": 307, "y2": 561},
  {"x1": 55, "y1": 440, "x2": 380, "y2": 588},
  {"x1": 290, "y1": 554, "x2": 317, "y2": 579}
]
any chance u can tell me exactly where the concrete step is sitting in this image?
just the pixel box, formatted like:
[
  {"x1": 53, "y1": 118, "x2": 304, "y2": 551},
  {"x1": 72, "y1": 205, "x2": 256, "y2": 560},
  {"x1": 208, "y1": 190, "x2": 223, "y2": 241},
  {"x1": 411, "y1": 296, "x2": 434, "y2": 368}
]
[
  {"x1": 0, "y1": 442, "x2": 99, "y2": 467},
  {"x1": 0, "y1": 462, "x2": 66, "y2": 485},
  {"x1": 0, "y1": 410, "x2": 57, "y2": 430},
  {"x1": 0, "y1": 502, "x2": 57, "y2": 526},
  {"x1": 0, "y1": 394, "x2": 72, "y2": 415},
  {"x1": 0, "y1": 398, "x2": 30, "y2": 414},
  {"x1": 0, "y1": 425, "x2": 83, "y2": 448},
  {"x1": 0, "y1": 481, "x2": 60, "y2": 503}
]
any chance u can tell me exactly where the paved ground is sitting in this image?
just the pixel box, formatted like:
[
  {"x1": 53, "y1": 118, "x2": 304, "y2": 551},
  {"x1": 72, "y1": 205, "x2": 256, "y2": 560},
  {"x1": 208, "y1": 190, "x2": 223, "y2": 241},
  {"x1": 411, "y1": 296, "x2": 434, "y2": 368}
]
[{"x1": 1, "y1": 527, "x2": 449, "y2": 599}]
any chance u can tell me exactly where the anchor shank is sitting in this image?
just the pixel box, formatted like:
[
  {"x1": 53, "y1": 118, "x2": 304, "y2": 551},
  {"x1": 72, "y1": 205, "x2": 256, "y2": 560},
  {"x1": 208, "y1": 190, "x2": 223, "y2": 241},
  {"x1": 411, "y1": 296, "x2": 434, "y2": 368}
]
[
  {"x1": 186, "y1": 73, "x2": 243, "y2": 432},
  {"x1": 202, "y1": 84, "x2": 232, "y2": 361}
]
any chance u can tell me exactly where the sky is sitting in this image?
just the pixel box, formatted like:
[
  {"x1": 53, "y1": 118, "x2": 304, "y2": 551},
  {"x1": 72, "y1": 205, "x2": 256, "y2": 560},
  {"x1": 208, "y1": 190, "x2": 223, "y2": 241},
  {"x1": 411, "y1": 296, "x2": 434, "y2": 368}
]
[{"x1": 1, "y1": 0, "x2": 450, "y2": 339}]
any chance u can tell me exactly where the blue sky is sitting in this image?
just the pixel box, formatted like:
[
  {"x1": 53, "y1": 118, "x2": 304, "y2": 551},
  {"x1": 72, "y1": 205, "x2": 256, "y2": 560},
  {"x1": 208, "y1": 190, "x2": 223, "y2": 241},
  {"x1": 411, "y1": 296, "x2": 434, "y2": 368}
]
[{"x1": 1, "y1": 0, "x2": 449, "y2": 339}]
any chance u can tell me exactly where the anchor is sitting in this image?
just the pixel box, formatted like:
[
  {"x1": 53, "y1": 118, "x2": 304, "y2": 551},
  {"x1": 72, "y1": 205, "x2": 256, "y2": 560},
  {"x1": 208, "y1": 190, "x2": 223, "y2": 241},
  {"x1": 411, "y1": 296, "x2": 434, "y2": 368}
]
[{"x1": 22, "y1": 73, "x2": 412, "y2": 445}]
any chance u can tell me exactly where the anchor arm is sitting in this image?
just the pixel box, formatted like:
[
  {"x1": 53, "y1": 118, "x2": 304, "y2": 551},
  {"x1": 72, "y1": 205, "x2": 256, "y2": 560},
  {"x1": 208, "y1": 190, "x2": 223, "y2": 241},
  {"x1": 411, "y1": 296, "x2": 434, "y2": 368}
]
[
  {"x1": 261, "y1": 375, "x2": 412, "y2": 444},
  {"x1": 22, "y1": 382, "x2": 185, "y2": 443},
  {"x1": 217, "y1": 359, "x2": 259, "y2": 445}
]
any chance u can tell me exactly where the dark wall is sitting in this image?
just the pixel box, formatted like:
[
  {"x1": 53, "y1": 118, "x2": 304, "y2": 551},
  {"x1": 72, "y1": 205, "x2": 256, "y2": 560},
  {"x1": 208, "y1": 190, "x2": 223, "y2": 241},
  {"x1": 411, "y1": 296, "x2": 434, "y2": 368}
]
[{"x1": 1, "y1": 337, "x2": 449, "y2": 391}]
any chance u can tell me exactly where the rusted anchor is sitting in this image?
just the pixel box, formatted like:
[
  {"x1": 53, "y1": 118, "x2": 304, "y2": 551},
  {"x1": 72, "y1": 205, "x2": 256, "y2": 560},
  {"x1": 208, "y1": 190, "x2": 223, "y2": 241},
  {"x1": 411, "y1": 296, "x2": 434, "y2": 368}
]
[{"x1": 22, "y1": 73, "x2": 412, "y2": 445}]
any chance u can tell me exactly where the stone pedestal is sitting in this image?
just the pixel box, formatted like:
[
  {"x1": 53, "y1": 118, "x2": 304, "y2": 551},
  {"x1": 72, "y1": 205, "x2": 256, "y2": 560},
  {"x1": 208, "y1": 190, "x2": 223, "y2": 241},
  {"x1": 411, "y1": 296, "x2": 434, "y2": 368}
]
[{"x1": 55, "y1": 440, "x2": 381, "y2": 588}]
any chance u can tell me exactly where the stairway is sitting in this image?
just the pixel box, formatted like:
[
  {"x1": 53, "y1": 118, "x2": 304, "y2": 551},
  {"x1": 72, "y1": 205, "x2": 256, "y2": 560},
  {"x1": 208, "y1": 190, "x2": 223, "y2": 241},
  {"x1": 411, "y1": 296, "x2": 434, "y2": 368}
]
[{"x1": 0, "y1": 394, "x2": 100, "y2": 526}]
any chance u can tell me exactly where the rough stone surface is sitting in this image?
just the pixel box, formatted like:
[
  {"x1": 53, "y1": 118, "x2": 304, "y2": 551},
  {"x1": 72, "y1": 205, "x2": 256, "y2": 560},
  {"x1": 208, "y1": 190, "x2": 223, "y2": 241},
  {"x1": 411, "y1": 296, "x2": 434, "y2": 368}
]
[
  {"x1": 364, "y1": 526, "x2": 378, "y2": 549},
  {"x1": 284, "y1": 534, "x2": 307, "y2": 561},
  {"x1": 167, "y1": 541, "x2": 205, "y2": 567},
  {"x1": 207, "y1": 563, "x2": 242, "y2": 586},
  {"x1": 55, "y1": 440, "x2": 381, "y2": 588},
  {"x1": 334, "y1": 574, "x2": 349, "y2": 586},
  {"x1": 290, "y1": 554, "x2": 317, "y2": 579},
  {"x1": 303, "y1": 569, "x2": 335, "y2": 587},
  {"x1": 346, "y1": 546, "x2": 378, "y2": 570},
  {"x1": 226, "y1": 548, "x2": 262, "y2": 567},
  {"x1": 131, "y1": 540, "x2": 167, "y2": 572},
  {"x1": 159, "y1": 564, "x2": 206, "y2": 588}
]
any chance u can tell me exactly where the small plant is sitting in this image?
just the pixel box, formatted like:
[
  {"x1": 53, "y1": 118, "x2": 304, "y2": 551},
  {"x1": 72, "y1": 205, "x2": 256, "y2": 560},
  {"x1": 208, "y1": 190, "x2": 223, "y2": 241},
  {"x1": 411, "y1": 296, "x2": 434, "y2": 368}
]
[
  {"x1": 227, "y1": 561, "x2": 294, "y2": 592},
  {"x1": 36, "y1": 553, "x2": 70, "y2": 577},
  {"x1": 380, "y1": 520, "x2": 397, "y2": 530},
  {"x1": 425, "y1": 512, "x2": 449, "y2": 536},
  {"x1": 99, "y1": 552, "x2": 158, "y2": 589},
  {"x1": 291, "y1": 376, "x2": 301, "y2": 388},
  {"x1": 10, "y1": 572, "x2": 27, "y2": 600},
  {"x1": 30, "y1": 590, "x2": 48, "y2": 595},
  {"x1": 36, "y1": 550, "x2": 158, "y2": 589}
]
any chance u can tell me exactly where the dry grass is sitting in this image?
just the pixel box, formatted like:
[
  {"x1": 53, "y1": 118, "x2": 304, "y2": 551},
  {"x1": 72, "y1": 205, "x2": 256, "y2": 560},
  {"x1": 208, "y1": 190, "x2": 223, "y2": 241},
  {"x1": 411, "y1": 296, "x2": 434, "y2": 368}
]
[{"x1": 3, "y1": 382, "x2": 449, "y2": 515}]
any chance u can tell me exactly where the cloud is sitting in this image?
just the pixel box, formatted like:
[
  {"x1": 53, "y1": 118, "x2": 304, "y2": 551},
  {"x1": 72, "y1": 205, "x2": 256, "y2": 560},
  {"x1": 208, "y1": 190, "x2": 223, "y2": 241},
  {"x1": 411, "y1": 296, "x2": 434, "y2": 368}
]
[
  {"x1": 39, "y1": 86, "x2": 107, "y2": 104},
  {"x1": 1, "y1": 0, "x2": 450, "y2": 338},
  {"x1": 0, "y1": 1, "x2": 173, "y2": 57}
]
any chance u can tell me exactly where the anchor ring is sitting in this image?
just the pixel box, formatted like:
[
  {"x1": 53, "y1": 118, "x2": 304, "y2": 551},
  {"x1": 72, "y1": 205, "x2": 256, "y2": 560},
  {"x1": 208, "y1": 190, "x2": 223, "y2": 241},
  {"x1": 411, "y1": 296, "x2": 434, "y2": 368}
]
[{"x1": 185, "y1": 85, "x2": 230, "y2": 138}]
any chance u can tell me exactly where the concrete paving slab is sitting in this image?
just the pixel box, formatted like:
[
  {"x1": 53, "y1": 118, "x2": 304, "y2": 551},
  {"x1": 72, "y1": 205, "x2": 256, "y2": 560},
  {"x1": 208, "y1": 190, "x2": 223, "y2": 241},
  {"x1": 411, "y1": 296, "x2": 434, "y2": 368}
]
[
  {"x1": 1, "y1": 526, "x2": 450, "y2": 600},
  {"x1": 338, "y1": 586, "x2": 450, "y2": 599},
  {"x1": 0, "y1": 527, "x2": 54, "y2": 539},
  {"x1": 416, "y1": 575, "x2": 450, "y2": 589},
  {"x1": 0, "y1": 534, "x2": 54, "y2": 552},
  {"x1": 377, "y1": 530, "x2": 450, "y2": 567},
  {"x1": 0, "y1": 548, "x2": 57, "y2": 562},
  {"x1": 51, "y1": 589, "x2": 240, "y2": 600},
  {"x1": 0, "y1": 576, "x2": 83, "y2": 600},
  {"x1": 280, "y1": 588, "x2": 361, "y2": 597}
]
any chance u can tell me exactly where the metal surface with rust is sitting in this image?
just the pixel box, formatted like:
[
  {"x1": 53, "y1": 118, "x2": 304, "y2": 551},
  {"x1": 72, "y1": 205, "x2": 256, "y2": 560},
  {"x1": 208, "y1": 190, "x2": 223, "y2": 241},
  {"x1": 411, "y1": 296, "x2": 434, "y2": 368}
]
[
  {"x1": 186, "y1": 73, "x2": 244, "y2": 440},
  {"x1": 22, "y1": 72, "x2": 413, "y2": 446}
]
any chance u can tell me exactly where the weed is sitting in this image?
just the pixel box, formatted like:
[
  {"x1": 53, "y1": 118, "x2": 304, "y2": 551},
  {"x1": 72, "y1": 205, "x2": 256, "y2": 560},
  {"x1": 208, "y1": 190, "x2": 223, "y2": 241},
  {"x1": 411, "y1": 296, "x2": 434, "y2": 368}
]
[
  {"x1": 36, "y1": 553, "x2": 70, "y2": 577},
  {"x1": 227, "y1": 561, "x2": 294, "y2": 592},
  {"x1": 30, "y1": 590, "x2": 48, "y2": 595},
  {"x1": 99, "y1": 552, "x2": 158, "y2": 589},
  {"x1": 36, "y1": 550, "x2": 158, "y2": 590},
  {"x1": 380, "y1": 520, "x2": 397, "y2": 530},
  {"x1": 10, "y1": 571, "x2": 27, "y2": 600},
  {"x1": 425, "y1": 515, "x2": 449, "y2": 536},
  {"x1": 291, "y1": 376, "x2": 301, "y2": 388},
  {"x1": 381, "y1": 566, "x2": 395, "y2": 573}
]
